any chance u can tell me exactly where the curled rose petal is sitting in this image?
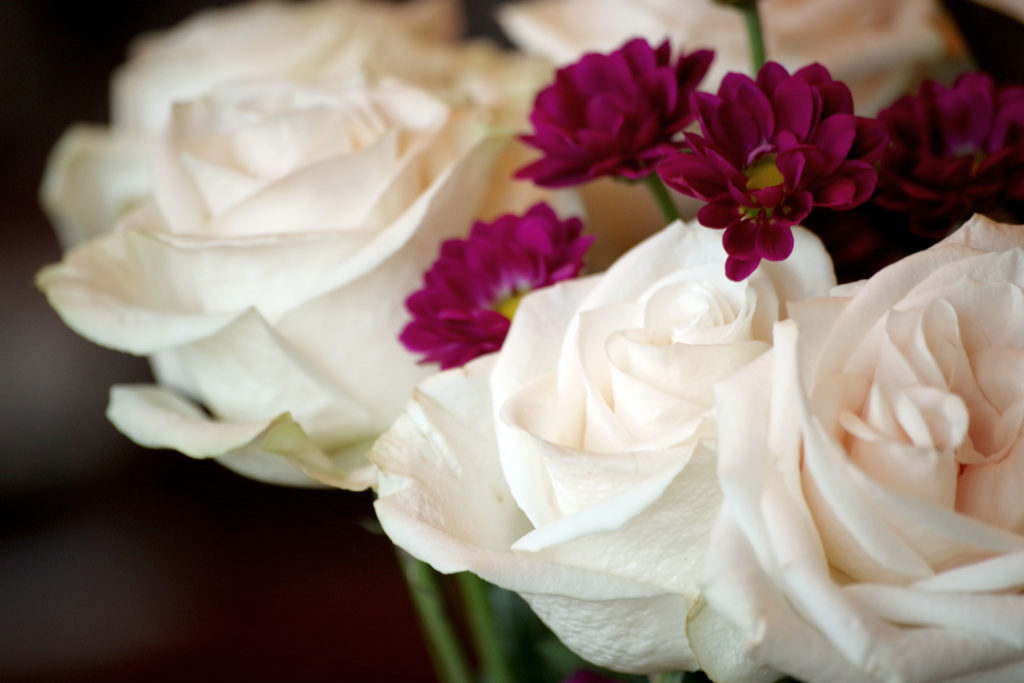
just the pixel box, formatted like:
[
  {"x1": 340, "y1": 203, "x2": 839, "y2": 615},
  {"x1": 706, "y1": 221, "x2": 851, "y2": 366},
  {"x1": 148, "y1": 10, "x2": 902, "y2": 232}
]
[
  {"x1": 698, "y1": 214, "x2": 1024, "y2": 681},
  {"x1": 372, "y1": 219, "x2": 835, "y2": 672}
]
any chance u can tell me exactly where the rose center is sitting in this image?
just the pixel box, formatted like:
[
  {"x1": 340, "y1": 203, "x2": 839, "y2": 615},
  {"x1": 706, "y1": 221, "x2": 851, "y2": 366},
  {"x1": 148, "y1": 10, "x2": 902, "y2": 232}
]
[{"x1": 745, "y1": 154, "x2": 784, "y2": 190}]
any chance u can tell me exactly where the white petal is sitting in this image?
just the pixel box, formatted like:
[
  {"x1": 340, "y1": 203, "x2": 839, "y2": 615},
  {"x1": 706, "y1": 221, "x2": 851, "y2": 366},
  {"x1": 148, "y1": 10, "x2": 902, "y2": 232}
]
[
  {"x1": 107, "y1": 384, "x2": 374, "y2": 490},
  {"x1": 40, "y1": 124, "x2": 151, "y2": 248},
  {"x1": 371, "y1": 357, "x2": 697, "y2": 673}
]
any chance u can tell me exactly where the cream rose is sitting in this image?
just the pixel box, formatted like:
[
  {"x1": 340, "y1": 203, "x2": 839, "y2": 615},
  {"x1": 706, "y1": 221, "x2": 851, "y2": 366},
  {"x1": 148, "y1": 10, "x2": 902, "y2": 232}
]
[
  {"x1": 37, "y1": 75, "x2": 553, "y2": 490},
  {"x1": 695, "y1": 214, "x2": 1024, "y2": 682},
  {"x1": 371, "y1": 220, "x2": 834, "y2": 672},
  {"x1": 40, "y1": 0, "x2": 552, "y2": 248},
  {"x1": 499, "y1": 0, "x2": 960, "y2": 116},
  {"x1": 110, "y1": 0, "x2": 461, "y2": 134}
]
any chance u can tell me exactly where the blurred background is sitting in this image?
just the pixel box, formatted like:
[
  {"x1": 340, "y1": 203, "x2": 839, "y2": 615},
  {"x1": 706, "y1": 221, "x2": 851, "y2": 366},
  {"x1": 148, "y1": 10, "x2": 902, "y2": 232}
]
[
  {"x1": 1, "y1": 1, "x2": 1021, "y2": 681},
  {"x1": 1, "y1": 1, "x2": 509, "y2": 681}
]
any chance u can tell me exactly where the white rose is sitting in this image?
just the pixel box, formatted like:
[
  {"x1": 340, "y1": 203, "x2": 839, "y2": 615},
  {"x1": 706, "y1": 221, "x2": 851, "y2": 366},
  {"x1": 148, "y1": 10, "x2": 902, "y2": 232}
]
[
  {"x1": 499, "y1": 0, "x2": 960, "y2": 116},
  {"x1": 40, "y1": 0, "x2": 547, "y2": 249},
  {"x1": 113, "y1": 0, "x2": 461, "y2": 134},
  {"x1": 371, "y1": 220, "x2": 834, "y2": 672},
  {"x1": 37, "y1": 75, "x2": 554, "y2": 490},
  {"x1": 697, "y1": 214, "x2": 1024, "y2": 682}
]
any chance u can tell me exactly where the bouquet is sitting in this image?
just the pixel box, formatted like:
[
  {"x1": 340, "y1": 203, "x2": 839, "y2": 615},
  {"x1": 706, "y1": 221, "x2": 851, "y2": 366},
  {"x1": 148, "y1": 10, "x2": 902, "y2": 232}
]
[{"x1": 36, "y1": 0, "x2": 1024, "y2": 681}]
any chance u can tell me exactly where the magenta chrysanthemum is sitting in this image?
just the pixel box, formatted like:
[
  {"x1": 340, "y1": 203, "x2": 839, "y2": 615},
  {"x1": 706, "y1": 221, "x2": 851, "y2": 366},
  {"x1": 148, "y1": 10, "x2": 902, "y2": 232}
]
[
  {"x1": 874, "y1": 72, "x2": 1024, "y2": 237},
  {"x1": 658, "y1": 62, "x2": 888, "y2": 280},
  {"x1": 515, "y1": 37, "x2": 713, "y2": 187},
  {"x1": 400, "y1": 203, "x2": 594, "y2": 369}
]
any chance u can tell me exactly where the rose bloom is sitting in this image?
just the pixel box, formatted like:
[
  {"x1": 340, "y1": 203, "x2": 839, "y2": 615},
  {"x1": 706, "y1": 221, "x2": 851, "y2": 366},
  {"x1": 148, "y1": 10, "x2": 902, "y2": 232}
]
[
  {"x1": 40, "y1": 0, "x2": 550, "y2": 248},
  {"x1": 371, "y1": 220, "x2": 835, "y2": 672},
  {"x1": 37, "y1": 75, "x2": 556, "y2": 489},
  {"x1": 694, "y1": 214, "x2": 1024, "y2": 682},
  {"x1": 499, "y1": 0, "x2": 960, "y2": 117}
]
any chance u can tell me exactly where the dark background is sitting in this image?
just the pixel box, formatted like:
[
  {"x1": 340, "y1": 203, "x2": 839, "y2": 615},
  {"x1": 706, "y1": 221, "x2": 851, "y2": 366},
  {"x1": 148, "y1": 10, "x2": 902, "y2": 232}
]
[{"x1": 1, "y1": 1, "x2": 1021, "y2": 682}]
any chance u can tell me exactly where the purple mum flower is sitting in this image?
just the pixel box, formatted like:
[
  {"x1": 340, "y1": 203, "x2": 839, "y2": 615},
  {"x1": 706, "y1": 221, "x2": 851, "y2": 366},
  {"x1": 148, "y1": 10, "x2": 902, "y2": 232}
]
[
  {"x1": 874, "y1": 72, "x2": 1024, "y2": 237},
  {"x1": 400, "y1": 203, "x2": 594, "y2": 370},
  {"x1": 658, "y1": 62, "x2": 888, "y2": 281},
  {"x1": 516, "y1": 37, "x2": 713, "y2": 187}
]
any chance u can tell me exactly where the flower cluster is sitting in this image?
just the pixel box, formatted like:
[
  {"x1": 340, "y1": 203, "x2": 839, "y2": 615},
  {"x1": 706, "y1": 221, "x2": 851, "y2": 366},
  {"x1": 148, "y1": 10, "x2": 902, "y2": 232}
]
[
  {"x1": 875, "y1": 72, "x2": 1024, "y2": 237},
  {"x1": 36, "y1": 0, "x2": 562, "y2": 490},
  {"x1": 400, "y1": 203, "x2": 593, "y2": 369},
  {"x1": 658, "y1": 62, "x2": 888, "y2": 280},
  {"x1": 516, "y1": 37, "x2": 713, "y2": 187},
  {"x1": 36, "y1": 2, "x2": 1024, "y2": 683}
]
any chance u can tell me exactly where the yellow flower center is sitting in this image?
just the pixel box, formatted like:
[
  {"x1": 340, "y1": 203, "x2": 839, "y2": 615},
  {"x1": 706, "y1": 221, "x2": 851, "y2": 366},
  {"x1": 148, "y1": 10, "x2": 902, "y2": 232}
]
[
  {"x1": 495, "y1": 292, "x2": 525, "y2": 320},
  {"x1": 745, "y1": 154, "x2": 784, "y2": 190}
]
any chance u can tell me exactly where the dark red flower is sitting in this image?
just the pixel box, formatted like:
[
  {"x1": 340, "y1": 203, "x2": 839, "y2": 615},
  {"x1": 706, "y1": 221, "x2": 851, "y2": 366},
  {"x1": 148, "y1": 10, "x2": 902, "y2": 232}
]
[
  {"x1": 400, "y1": 203, "x2": 593, "y2": 369},
  {"x1": 658, "y1": 62, "x2": 888, "y2": 280},
  {"x1": 874, "y1": 72, "x2": 1024, "y2": 237},
  {"x1": 515, "y1": 37, "x2": 713, "y2": 187}
]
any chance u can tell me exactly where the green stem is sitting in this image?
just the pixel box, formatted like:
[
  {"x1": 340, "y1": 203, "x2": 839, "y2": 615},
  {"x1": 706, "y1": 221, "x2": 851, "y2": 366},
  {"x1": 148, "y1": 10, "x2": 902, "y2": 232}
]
[
  {"x1": 644, "y1": 173, "x2": 681, "y2": 224},
  {"x1": 456, "y1": 572, "x2": 515, "y2": 683},
  {"x1": 739, "y1": 0, "x2": 767, "y2": 72},
  {"x1": 397, "y1": 551, "x2": 474, "y2": 683},
  {"x1": 649, "y1": 673, "x2": 684, "y2": 683}
]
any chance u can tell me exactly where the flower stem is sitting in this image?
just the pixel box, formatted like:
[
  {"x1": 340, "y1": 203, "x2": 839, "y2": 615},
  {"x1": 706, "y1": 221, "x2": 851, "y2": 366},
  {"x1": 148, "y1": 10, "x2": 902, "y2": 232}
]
[
  {"x1": 738, "y1": 0, "x2": 767, "y2": 72},
  {"x1": 649, "y1": 673, "x2": 684, "y2": 683},
  {"x1": 644, "y1": 173, "x2": 681, "y2": 224},
  {"x1": 397, "y1": 551, "x2": 474, "y2": 683},
  {"x1": 456, "y1": 572, "x2": 516, "y2": 683}
]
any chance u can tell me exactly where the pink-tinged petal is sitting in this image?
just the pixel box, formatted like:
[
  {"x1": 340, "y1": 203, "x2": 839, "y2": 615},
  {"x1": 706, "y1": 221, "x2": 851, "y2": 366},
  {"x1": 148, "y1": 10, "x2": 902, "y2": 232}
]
[
  {"x1": 676, "y1": 49, "x2": 714, "y2": 94},
  {"x1": 817, "y1": 161, "x2": 878, "y2": 209},
  {"x1": 738, "y1": 80, "x2": 776, "y2": 141},
  {"x1": 668, "y1": 59, "x2": 884, "y2": 239},
  {"x1": 874, "y1": 71, "x2": 1024, "y2": 235},
  {"x1": 719, "y1": 71, "x2": 758, "y2": 101},
  {"x1": 755, "y1": 62, "x2": 790, "y2": 97},
  {"x1": 515, "y1": 156, "x2": 595, "y2": 188},
  {"x1": 722, "y1": 220, "x2": 759, "y2": 258},
  {"x1": 694, "y1": 91, "x2": 723, "y2": 139},
  {"x1": 851, "y1": 117, "x2": 889, "y2": 162},
  {"x1": 937, "y1": 74, "x2": 994, "y2": 154},
  {"x1": 516, "y1": 38, "x2": 715, "y2": 186},
  {"x1": 783, "y1": 191, "x2": 814, "y2": 225},
  {"x1": 402, "y1": 202, "x2": 593, "y2": 369},
  {"x1": 660, "y1": 152, "x2": 729, "y2": 199},
  {"x1": 711, "y1": 101, "x2": 764, "y2": 159},
  {"x1": 777, "y1": 150, "x2": 808, "y2": 190},
  {"x1": 810, "y1": 114, "x2": 857, "y2": 170},
  {"x1": 725, "y1": 254, "x2": 760, "y2": 281},
  {"x1": 989, "y1": 87, "x2": 1024, "y2": 150},
  {"x1": 773, "y1": 76, "x2": 815, "y2": 140},
  {"x1": 698, "y1": 201, "x2": 740, "y2": 229},
  {"x1": 756, "y1": 222, "x2": 796, "y2": 261}
]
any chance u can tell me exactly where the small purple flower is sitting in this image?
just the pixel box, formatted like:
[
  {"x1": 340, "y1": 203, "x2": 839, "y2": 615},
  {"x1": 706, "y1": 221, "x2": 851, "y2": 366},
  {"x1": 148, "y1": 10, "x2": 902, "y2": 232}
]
[
  {"x1": 400, "y1": 203, "x2": 594, "y2": 369},
  {"x1": 874, "y1": 72, "x2": 1024, "y2": 237},
  {"x1": 658, "y1": 62, "x2": 888, "y2": 281},
  {"x1": 516, "y1": 37, "x2": 713, "y2": 187}
]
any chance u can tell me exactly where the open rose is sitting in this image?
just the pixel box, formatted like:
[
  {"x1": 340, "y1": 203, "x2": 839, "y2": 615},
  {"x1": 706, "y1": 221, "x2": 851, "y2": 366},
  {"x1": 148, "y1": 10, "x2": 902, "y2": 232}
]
[
  {"x1": 695, "y1": 214, "x2": 1024, "y2": 682},
  {"x1": 40, "y1": 0, "x2": 551, "y2": 248},
  {"x1": 499, "y1": 0, "x2": 961, "y2": 116},
  {"x1": 37, "y1": 75, "x2": 555, "y2": 489},
  {"x1": 371, "y1": 220, "x2": 834, "y2": 672}
]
